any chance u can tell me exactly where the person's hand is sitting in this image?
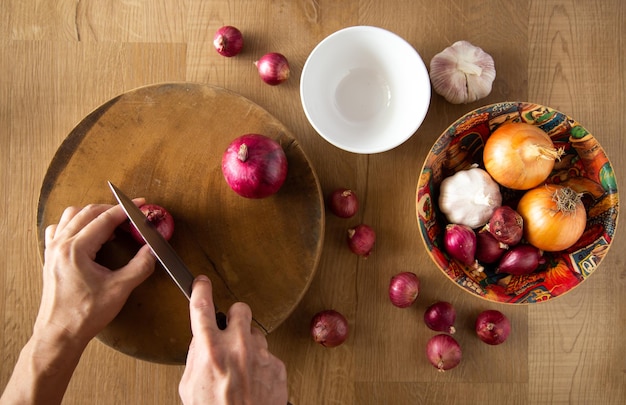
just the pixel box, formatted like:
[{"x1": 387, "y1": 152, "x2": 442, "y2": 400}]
[
  {"x1": 179, "y1": 275, "x2": 288, "y2": 405},
  {"x1": 35, "y1": 201, "x2": 156, "y2": 346}
]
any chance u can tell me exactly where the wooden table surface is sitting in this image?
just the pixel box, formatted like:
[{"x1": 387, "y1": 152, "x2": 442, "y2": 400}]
[{"x1": 1, "y1": 1, "x2": 624, "y2": 404}]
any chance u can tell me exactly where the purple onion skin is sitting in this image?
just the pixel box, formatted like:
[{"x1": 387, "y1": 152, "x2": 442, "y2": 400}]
[
  {"x1": 476, "y1": 310, "x2": 511, "y2": 345},
  {"x1": 310, "y1": 310, "x2": 349, "y2": 348},
  {"x1": 424, "y1": 301, "x2": 456, "y2": 334},
  {"x1": 496, "y1": 244, "x2": 543, "y2": 275},
  {"x1": 388, "y1": 272, "x2": 420, "y2": 308},
  {"x1": 213, "y1": 26, "x2": 244, "y2": 57},
  {"x1": 426, "y1": 334, "x2": 462, "y2": 372},
  {"x1": 255, "y1": 53, "x2": 290, "y2": 85},
  {"x1": 444, "y1": 224, "x2": 477, "y2": 266},
  {"x1": 347, "y1": 224, "x2": 376, "y2": 257},
  {"x1": 476, "y1": 228, "x2": 507, "y2": 264},
  {"x1": 489, "y1": 205, "x2": 523, "y2": 245},
  {"x1": 221, "y1": 134, "x2": 288, "y2": 199}
]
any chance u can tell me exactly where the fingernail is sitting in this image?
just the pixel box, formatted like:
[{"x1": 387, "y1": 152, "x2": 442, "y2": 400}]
[{"x1": 195, "y1": 275, "x2": 209, "y2": 282}]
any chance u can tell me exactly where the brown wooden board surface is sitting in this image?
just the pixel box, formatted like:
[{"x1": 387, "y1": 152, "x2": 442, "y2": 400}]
[{"x1": 36, "y1": 83, "x2": 324, "y2": 364}]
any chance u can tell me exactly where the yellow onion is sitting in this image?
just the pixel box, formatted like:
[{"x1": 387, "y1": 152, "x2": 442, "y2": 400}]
[{"x1": 484, "y1": 123, "x2": 564, "y2": 190}]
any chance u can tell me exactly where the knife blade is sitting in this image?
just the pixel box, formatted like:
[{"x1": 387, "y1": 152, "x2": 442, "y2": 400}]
[
  {"x1": 109, "y1": 181, "x2": 195, "y2": 299},
  {"x1": 108, "y1": 181, "x2": 227, "y2": 329}
]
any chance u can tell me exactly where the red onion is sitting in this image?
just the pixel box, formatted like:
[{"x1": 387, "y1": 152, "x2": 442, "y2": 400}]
[
  {"x1": 475, "y1": 310, "x2": 511, "y2": 345},
  {"x1": 424, "y1": 301, "x2": 456, "y2": 334},
  {"x1": 221, "y1": 134, "x2": 288, "y2": 199},
  {"x1": 130, "y1": 204, "x2": 174, "y2": 245},
  {"x1": 388, "y1": 272, "x2": 420, "y2": 308},
  {"x1": 425, "y1": 334, "x2": 462, "y2": 372},
  {"x1": 328, "y1": 188, "x2": 359, "y2": 218},
  {"x1": 443, "y1": 224, "x2": 483, "y2": 273},
  {"x1": 489, "y1": 205, "x2": 523, "y2": 245},
  {"x1": 475, "y1": 227, "x2": 508, "y2": 264},
  {"x1": 254, "y1": 52, "x2": 290, "y2": 85},
  {"x1": 496, "y1": 244, "x2": 544, "y2": 275},
  {"x1": 310, "y1": 310, "x2": 349, "y2": 348},
  {"x1": 213, "y1": 26, "x2": 243, "y2": 57},
  {"x1": 347, "y1": 224, "x2": 376, "y2": 257}
]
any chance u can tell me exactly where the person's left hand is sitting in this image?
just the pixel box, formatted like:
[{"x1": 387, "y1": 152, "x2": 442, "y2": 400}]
[{"x1": 35, "y1": 201, "x2": 156, "y2": 346}]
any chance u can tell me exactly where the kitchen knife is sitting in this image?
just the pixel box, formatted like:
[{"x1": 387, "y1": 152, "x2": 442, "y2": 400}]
[{"x1": 108, "y1": 181, "x2": 227, "y2": 328}]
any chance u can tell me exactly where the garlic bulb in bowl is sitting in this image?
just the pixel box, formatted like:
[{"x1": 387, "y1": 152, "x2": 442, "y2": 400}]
[{"x1": 429, "y1": 41, "x2": 496, "y2": 104}]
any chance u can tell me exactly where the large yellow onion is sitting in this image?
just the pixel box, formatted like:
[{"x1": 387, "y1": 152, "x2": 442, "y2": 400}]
[
  {"x1": 484, "y1": 123, "x2": 563, "y2": 190},
  {"x1": 517, "y1": 185, "x2": 587, "y2": 251}
]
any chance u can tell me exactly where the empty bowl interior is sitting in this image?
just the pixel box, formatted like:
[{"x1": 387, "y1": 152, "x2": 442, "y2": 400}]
[{"x1": 301, "y1": 26, "x2": 431, "y2": 154}]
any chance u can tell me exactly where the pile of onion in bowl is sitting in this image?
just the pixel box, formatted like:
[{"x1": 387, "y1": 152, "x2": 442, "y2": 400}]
[{"x1": 416, "y1": 102, "x2": 619, "y2": 304}]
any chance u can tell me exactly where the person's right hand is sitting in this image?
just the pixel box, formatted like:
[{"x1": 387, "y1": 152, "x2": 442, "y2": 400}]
[{"x1": 179, "y1": 275, "x2": 288, "y2": 405}]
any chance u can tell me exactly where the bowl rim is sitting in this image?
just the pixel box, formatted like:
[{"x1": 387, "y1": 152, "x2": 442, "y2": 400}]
[{"x1": 300, "y1": 25, "x2": 431, "y2": 154}]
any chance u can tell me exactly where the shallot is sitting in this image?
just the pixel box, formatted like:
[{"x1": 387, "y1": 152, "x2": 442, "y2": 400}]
[
  {"x1": 424, "y1": 301, "x2": 456, "y2": 334},
  {"x1": 347, "y1": 224, "x2": 376, "y2": 257},
  {"x1": 310, "y1": 310, "x2": 349, "y2": 348},
  {"x1": 475, "y1": 310, "x2": 511, "y2": 345},
  {"x1": 129, "y1": 204, "x2": 174, "y2": 245},
  {"x1": 496, "y1": 244, "x2": 544, "y2": 275},
  {"x1": 213, "y1": 26, "x2": 244, "y2": 57},
  {"x1": 254, "y1": 53, "x2": 290, "y2": 85},
  {"x1": 475, "y1": 227, "x2": 507, "y2": 264},
  {"x1": 327, "y1": 188, "x2": 359, "y2": 218},
  {"x1": 425, "y1": 334, "x2": 462, "y2": 372},
  {"x1": 388, "y1": 272, "x2": 420, "y2": 308},
  {"x1": 488, "y1": 205, "x2": 523, "y2": 245},
  {"x1": 443, "y1": 224, "x2": 483, "y2": 273}
]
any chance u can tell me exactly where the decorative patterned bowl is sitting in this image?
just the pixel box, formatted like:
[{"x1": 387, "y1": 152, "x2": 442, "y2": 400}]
[{"x1": 416, "y1": 102, "x2": 619, "y2": 303}]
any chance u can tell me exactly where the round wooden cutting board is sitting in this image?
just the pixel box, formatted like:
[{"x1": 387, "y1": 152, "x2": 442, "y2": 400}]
[{"x1": 36, "y1": 83, "x2": 324, "y2": 364}]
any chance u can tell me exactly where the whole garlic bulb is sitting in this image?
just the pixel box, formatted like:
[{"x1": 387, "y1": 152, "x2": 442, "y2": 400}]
[{"x1": 429, "y1": 41, "x2": 496, "y2": 104}]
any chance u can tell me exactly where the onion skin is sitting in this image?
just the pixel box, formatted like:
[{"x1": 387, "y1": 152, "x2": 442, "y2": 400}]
[
  {"x1": 221, "y1": 134, "x2": 288, "y2": 199},
  {"x1": 424, "y1": 301, "x2": 456, "y2": 334},
  {"x1": 310, "y1": 310, "x2": 349, "y2": 348},
  {"x1": 425, "y1": 334, "x2": 462, "y2": 372},
  {"x1": 476, "y1": 227, "x2": 507, "y2": 264},
  {"x1": 443, "y1": 224, "x2": 476, "y2": 266},
  {"x1": 475, "y1": 310, "x2": 511, "y2": 345},
  {"x1": 388, "y1": 272, "x2": 420, "y2": 308},
  {"x1": 213, "y1": 26, "x2": 243, "y2": 57},
  {"x1": 496, "y1": 244, "x2": 543, "y2": 275},
  {"x1": 484, "y1": 123, "x2": 564, "y2": 190},
  {"x1": 488, "y1": 205, "x2": 523, "y2": 245},
  {"x1": 254, "y1": 53, "x2": 290, "y2": 85},
  {"x1": 328, "y1": 188, "x2": 359, "y2": 218},
  {"x1": 347, "y1": 224, "x2": 376, "y2": 257},
  {"x1": 130, "y1": 204, "x2": 174, "y2": 245},
  {"x1": 517, "y1": 184, "x2": 587, "y2": 251}
]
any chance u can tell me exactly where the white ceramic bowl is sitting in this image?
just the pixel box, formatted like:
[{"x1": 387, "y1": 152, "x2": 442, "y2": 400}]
[{"x1": 300, "y1": 26, "x2": 431, "y2": 154}]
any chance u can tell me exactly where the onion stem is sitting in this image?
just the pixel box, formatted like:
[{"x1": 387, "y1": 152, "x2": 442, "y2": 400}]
[
  {"x1": 534, "y1": 144, "x2": 565, "y2": 161},
  {"x1": 237, "y1": 143, "x2": 249, "y2": 162}
]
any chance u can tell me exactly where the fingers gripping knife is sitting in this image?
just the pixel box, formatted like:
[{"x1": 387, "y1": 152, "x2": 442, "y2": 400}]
[{"x1": 108, "y1": 181, "x2": 227, "y2": 330}]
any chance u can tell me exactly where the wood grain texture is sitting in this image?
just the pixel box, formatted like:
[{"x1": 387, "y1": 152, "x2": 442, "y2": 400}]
[{"x1": 2, "y1": 0, "x2": 625, "y2": 404}]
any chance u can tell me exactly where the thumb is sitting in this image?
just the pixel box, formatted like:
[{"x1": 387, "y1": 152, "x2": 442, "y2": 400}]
[{"x1": 114, "y1": 244, "x2": 156, "y2": 291}]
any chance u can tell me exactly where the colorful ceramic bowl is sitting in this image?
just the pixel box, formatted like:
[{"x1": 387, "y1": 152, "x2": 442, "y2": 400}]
[{"x1": 416, "y1": 102, "x2": 619, "y2": 303}]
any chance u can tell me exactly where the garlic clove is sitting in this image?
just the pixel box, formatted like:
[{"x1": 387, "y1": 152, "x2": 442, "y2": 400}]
[{"x1": 429, "y1": 40, "x2": 496, "y2": 104}]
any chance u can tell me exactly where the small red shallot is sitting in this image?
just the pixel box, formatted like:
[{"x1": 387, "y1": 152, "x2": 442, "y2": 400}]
[
  {"x1": 310, "y1": 310, "x2": 349, "y2": 348},
  {"x1": 424, "y1": 301, "x2": 456, "y2": 334},
  {"x1": 129, "y1": 204, "x2": 175, "y2": 245},
  {"x1": 213, "y1": 26, "x2": 244, "y2": 57},
  {"x1": 254, "y1": 53, "x2": 290, "y2": 85},
  {"x1": 496, "y1": 244, "x2": 544, "y2": 275},
  {"x1": 475, "y1": 310, "x2": 511, "y2": 345},
  {"x1": 475, "y1": 227, "x2": 508, "y2": 264},
  {"x1": 328, "y1": 188, "x2": 359, "y2": 218},
  {"x1": 388, "y1": 272, "x2": 420, "y2": 308},
  {"x1": 443, "y1": 224, "x2": 483, "y2": 273},
  {"x1": 425, "y1": 334, "x2": 462, "y2": 372},
  {"x1": 347, "y1": 224, "x2": 376, "y2": 257},
  {"x1": 488, "y1": 205, "x2": 524, "y2": 245}
]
